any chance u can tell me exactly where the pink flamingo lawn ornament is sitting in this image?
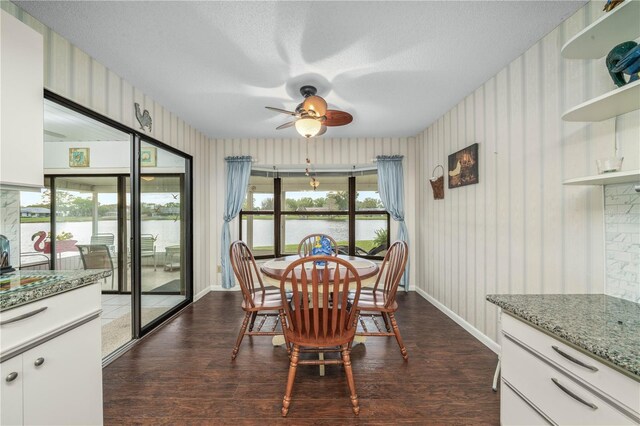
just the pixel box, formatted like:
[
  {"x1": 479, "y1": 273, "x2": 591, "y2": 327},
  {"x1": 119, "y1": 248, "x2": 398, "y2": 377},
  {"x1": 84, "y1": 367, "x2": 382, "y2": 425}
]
[{"x1": 31, "y1": 231, "x2": 78, "y2": 254}]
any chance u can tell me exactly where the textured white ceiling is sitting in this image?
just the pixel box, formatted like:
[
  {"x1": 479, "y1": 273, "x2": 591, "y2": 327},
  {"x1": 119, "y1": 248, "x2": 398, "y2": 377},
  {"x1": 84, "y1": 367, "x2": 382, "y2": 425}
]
[{"x1": 17, "y1": 1, "x2": 585, "y2": 139}]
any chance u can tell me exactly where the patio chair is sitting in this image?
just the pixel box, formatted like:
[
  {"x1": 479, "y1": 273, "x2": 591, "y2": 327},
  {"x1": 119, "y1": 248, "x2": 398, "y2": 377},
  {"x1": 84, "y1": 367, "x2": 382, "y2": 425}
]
[
  {"x1": 77, "y1": 244, "x2": 115, "y2": 289},
  {"x1": 348, "y1": 240, "x2": 409, "y2": 360},
  {"x1": 230, "y1": 240, "x2": 291, "y2": 360},
  {"x1": 279, "y1": 255, "x2": 362, "y2": 417},
  {"x1": 90, "y1": 233, "x2": 115, "y2": 254},
  {"x1": 140, "y1": 234, "x2": 157, "y2": 270},
  {"x1": 297, "y1": 234, "x2": 338, "y2": 257}
]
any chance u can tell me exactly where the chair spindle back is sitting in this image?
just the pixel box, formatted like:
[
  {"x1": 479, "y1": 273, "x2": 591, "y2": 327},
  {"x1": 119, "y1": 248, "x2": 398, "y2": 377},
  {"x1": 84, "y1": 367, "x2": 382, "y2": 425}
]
[
  {"x1": 280, "y1": 256, "x2": 361, "y2": 342},
  {"x1": 230, "y1": 241, "x2": 265, "y2": 308},
  {"x1": 372, "y1": 241, "x2": 408, "y2": 308},
  {"x1": 297, "y1": 234, "x2": 339, "y2": 257}
]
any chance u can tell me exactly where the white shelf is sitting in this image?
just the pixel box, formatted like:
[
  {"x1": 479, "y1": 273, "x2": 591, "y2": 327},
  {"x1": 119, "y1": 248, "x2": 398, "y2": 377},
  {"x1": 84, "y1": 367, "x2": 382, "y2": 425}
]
[
  {"x1": 563, "y1": 169, "x2": 640, "y2": 185},
  {"x1": 562, "y1": 79, "x2": 640, "y2": 122},
  {"x1": 561, "y1": 0, "x2": 640, "y2": 59}
]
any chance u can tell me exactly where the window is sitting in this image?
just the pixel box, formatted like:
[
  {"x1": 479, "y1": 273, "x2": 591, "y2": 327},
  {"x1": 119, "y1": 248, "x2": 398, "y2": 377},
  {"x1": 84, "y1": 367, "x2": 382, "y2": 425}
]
[
  {"x1": 240, "y1": 171, "x2": 389, "y2": 259},
  {"x1": 355, "y1": 174, "x2": 389, "y2": 256},
  {"x1": 241, "y1": 175, "x2": 275, "y2": 256}
]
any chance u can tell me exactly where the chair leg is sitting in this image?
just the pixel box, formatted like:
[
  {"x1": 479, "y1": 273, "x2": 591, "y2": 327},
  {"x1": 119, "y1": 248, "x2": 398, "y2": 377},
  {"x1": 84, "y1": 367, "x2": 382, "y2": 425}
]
[
  {"x1": 248, "y1": 312, "x2": 258, "y2": 332},
  {"x1": 278, "y1": 309, "x2": 291, "y2": 356},
  {"x1": 381, "y1": 312, "x2": 391, "y2": 332},
  {"x1": 282, "y1": 344, "x2": 300, "y2": 417},
  {"x1": 389, "y1": 312, "x2": 408, "y2": 361},
  {"x1": 341, "y1": 346, "x2": 360, "y2": 416},
  {"x1": 492, "y1": 358, "x2": 501, "y2": 392},
  {"x1": 347, "y1": 310, "x2": 360, "y2": 351},
  {"x1": 231, "y1": 311, "x2": 251, "y2": 360}
]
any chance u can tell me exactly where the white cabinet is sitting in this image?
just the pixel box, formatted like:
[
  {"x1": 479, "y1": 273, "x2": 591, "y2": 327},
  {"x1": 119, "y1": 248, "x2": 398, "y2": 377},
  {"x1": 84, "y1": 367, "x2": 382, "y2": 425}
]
[
  {"x1": 1, "y1": 319, "x2": 103, "y2": 426},
  {"x1": 0, "y1": 356, "x2": 23, "y2": 425},
  {"x1": 0, "y1": 9, "x2": 44, "y2": 189},
  {"x1": 0, "y1": 283, "x2": 103, "y2": 425},
  {"x1": 24, "y1": 319, "x2": 103, "y2": 425},
  {"x1": 499, "y1": 313, "x2": 640, "y2": 425}
]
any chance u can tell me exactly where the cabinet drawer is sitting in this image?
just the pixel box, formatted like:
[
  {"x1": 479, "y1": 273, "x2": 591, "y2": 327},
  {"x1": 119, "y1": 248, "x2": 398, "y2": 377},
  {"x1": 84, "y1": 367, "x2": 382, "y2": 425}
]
[
  {"x1": 502, "y1": 335, "x2": 638, "y2": 425},
  {"x1": 502, "y1": 313, "x2": 639, "y2": 414},
  {"x1": 0, "y1": 283, "x2": 100, "y2": 356},
  {"x1": 501, "y1": 379, "x2": 551, "y2": 425}
]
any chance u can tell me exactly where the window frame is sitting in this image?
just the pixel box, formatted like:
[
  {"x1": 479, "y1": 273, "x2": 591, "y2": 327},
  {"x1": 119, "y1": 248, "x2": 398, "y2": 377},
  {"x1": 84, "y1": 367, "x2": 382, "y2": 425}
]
[{"x1": 239, "y1": 174, "x2": 390, "y2": 260}]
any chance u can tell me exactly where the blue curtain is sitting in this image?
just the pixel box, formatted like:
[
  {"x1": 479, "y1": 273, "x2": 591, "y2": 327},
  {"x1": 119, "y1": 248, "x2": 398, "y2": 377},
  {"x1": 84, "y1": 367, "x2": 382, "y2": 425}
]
[
  {"x1": 376, "y1": 155, "x2": 409, "y2": 290},
  {"x1": 221, "y1": 156, "x2": 252, "y2": 288}
]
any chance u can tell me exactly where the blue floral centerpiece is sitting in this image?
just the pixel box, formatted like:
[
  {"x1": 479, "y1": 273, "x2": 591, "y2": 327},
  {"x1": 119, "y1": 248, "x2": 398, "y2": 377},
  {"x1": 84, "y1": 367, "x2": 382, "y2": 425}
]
[{"x1": 311, "y1": 236, "x2": 333, "y2": 266}]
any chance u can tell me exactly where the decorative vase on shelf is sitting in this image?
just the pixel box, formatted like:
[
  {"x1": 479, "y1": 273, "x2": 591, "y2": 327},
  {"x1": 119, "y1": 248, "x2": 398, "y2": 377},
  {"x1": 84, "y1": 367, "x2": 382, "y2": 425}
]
[
  {"x1": 311, "y1": 236, "x2": 333, "y2": 266},
  {"x1": 606, "y1": 41, "x2": 640, "y2": 87}
]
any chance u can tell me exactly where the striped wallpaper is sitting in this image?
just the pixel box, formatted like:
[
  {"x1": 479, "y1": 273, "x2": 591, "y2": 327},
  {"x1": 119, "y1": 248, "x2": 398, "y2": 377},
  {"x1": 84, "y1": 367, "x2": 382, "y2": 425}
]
[
  {"x1": 415, "y1": 1, "x2": 640, "y2": 345},
  {"x1": 2, "y1": 2, "x2": 214, "y2": 298}
]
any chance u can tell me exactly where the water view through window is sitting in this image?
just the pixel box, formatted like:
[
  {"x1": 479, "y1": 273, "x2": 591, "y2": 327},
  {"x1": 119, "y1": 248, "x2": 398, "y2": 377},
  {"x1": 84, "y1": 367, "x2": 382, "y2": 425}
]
[{"x1": 240, "y1": 171, "x2": 389, "y2": 257}]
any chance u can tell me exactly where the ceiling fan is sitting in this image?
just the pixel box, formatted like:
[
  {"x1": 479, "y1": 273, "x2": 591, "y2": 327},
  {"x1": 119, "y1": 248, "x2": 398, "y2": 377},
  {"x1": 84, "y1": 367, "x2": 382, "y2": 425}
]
[{"x1": 265, "y1": 85, "x2": 353, "y2": 138}]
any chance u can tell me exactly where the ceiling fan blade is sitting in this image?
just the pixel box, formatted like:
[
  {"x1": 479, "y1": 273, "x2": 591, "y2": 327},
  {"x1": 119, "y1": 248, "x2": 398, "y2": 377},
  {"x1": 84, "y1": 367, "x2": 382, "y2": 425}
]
[
  {"x1": 266, "y1": 106, "x2": 297, "y2": 116},
  {"x1": 317, "y1": 125, "x2": 327, "y2": 136},
  {"x1": 324, "y1": 110, "x2": 353, "y2": 126},
  {"x1": 276, "y1": 121, "x2": 296, "y2": 130}
]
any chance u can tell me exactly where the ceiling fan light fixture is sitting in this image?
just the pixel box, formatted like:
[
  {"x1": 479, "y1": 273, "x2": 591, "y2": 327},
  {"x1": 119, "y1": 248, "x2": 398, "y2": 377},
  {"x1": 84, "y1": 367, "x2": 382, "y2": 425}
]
[
  {"x1": 295, "y1": 117, "x2": 321, "y2": 138},
  {"x1": 302, "y1": 95, "x2": 327, "y2": 117}
]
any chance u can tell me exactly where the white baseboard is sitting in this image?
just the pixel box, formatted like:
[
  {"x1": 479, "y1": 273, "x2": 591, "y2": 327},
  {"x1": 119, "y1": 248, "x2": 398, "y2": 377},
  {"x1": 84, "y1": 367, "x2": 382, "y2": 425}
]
[
  {"x1": 194, "y1": 287, "x2": 211, "y2": 302},
  {"x1": 414, "y1": 287, "x2": 500, "y2": 354},
  {"x1": 210, "y1": 285, "x2": 240, "y2": 291}
]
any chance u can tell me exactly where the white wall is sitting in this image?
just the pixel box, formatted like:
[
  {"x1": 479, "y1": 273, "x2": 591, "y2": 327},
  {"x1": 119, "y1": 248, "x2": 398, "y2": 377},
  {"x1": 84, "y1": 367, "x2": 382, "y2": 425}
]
[
  {"x1": 210, "y1": 136, "x2": 418, "y2": 288},
  {"x1": 415, "y1": 1, "x2": 640, "y2": 344},
  {"x1": 2, "y1": 2, "x2": 213, "y2": 297}
]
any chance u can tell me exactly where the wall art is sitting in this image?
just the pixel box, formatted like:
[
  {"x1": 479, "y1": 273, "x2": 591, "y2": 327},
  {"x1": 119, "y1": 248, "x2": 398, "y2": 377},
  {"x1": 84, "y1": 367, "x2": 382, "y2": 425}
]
[
  {"x1": 448, "y1": 143, "x2": 478, "y2": 188},
  {"x1": 141, "y1": 147, "x2": 157, "y2": 167},
  {"x1": 69, "y1": 147, "x2": 90, "y2": 167}
]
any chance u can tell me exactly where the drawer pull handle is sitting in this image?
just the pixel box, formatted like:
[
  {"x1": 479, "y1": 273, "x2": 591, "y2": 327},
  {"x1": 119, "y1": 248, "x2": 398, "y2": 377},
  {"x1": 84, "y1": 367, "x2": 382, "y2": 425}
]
[
  {"x1": 551, "y1": 378, "x2": 598, "y2": 410},
  {"x1": 5, "y1": 372, "x2": 18, "y2": 382},
  {"x1": 0, "y1": 306, "x2": 48, "y2": 325},
  {"x1": 34, "y1": 357, "x2": 45, "y2": 367},
  {"x1": 552, "y1": 345, "x2": 598, "y2": 372}
]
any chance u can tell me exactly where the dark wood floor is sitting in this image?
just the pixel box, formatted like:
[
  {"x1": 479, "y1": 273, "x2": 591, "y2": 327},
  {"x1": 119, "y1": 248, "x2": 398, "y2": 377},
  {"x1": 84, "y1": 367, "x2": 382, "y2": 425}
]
[{"x1": 103, "y1": 291, "x2": 500, "y2": 424}]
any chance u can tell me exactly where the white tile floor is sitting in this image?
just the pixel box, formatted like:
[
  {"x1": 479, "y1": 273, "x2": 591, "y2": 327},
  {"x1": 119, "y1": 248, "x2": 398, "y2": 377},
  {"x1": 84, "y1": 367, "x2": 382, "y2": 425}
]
[{"x1": 101, "y1": 294, "x2": 185, "y2": 326}]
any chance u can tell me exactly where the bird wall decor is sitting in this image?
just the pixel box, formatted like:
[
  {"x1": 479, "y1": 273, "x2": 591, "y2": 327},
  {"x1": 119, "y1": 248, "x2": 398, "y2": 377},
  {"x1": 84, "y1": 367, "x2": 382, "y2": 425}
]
[{"x1": 134, "y1": 103, "x2": 153, "y2": 132}]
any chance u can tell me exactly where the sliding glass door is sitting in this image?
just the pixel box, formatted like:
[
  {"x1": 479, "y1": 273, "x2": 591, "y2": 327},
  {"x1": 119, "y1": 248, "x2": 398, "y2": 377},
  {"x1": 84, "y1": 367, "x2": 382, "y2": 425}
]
[
  {"x1": 135, "y1": 139, "x2": 191, "y2": 332},
  {"x1": 39, "y1": 94, "x2": 193, "y2": 356}
]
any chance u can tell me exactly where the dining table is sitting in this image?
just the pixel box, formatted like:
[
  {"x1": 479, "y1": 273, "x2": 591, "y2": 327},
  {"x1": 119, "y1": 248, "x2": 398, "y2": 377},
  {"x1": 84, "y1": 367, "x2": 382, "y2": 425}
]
[
  {"x1": 260, "y1": 254, "x2": 379, "y2": 376},
  {"x1": 261, "y1": 254, "x2": 379, "y2": 284}
]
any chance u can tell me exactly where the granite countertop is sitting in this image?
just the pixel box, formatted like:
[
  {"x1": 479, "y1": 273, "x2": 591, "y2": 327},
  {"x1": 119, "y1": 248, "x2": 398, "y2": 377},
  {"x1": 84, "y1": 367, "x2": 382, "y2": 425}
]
[
  {"x1": 0, "y1": 270, "x2": 111, "y2": 312},
  {"x1": 486, "y1": 294, "x2": 640, "y2": 380}
]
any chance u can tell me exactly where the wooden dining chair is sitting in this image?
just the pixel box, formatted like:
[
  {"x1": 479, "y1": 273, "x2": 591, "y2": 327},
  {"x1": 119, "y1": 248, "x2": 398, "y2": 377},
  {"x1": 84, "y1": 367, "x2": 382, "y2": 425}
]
[
  {"x1": 297, "y1": 234, "x2": 339, "y2": 257},
  {"x1": 279, "y1": 255, "x2": 362, "y2": 417},
  {"x1": 230, "y1": 240, "x2": 291, "y2": 360},
  {"x1": 348, "y1": 240, "x2": 409, "y2": 360}
]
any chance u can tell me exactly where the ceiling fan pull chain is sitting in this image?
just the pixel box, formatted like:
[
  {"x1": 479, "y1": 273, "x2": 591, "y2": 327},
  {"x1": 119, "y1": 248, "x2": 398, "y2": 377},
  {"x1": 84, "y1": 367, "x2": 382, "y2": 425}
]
[{"x1": 305, "y1": 140, "x2": 311, "y2": 176}]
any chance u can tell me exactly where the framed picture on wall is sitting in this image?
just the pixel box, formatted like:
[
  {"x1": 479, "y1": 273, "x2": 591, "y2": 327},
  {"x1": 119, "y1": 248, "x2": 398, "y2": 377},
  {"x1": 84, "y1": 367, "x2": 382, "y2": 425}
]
[
  {"x1": 141, "y1": 147, "x2": 157, "y2": 167},
  {"x1": 69, "y1": 148, "x2": 90, "y2": 167},
  {"x1": 448, "y1": 143, "x2": 479, "y2": 188}
]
